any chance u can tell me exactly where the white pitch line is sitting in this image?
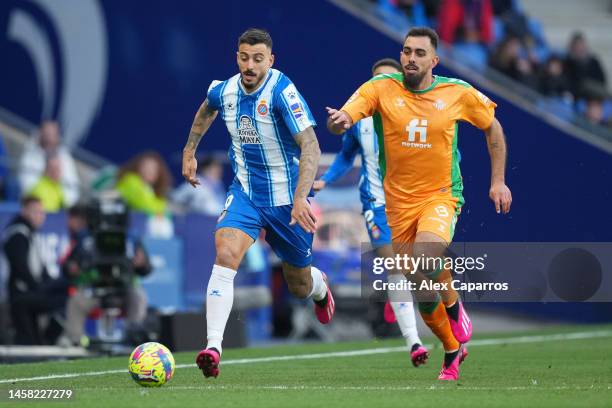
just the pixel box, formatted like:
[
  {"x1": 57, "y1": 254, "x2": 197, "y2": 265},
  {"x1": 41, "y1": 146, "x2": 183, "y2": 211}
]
[
  {"x1": 77, "y1": 385, "x2": 612, "y2": 392},
  {"x1": 1, "y1": 329, "x2": 611, "y2": 385}
]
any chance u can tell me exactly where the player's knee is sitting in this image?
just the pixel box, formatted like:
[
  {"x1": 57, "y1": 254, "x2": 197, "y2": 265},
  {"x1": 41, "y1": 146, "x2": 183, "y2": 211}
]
[
  {"x1": 413, "y1": 241, "x2": 446, "y2": 275},
  {"x1": 287, "y1": 278, "x2": 311, "y2": 299},
  {"x1": 215, "y1": 244, "x2": 241, "y2": 270}
]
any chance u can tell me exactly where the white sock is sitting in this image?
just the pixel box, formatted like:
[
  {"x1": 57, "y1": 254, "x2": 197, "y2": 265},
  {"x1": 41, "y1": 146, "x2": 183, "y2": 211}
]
[
  {"x1": 388, "y1": 274, "x2": 422, "y2": 348},
  {"x1": 309, "y1": 266, "x2": 328, "y2": 301},
  {"x1": 205, "y1": 264, "x2": 237, "y2": 354}
]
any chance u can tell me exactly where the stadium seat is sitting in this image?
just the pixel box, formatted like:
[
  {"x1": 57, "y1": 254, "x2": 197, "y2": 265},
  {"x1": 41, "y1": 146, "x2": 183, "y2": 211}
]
[
  {"x1": 452, "y1": 43, "x2": 489, "y2": 72},
  {"x1": 537, "y1": 98, "x2": 575, "y2": 121},
  {"x1": 492, "y1": 17, "x2": 506, "y2": 45},
  {"x1": 527, "y1": 18, "x2": 551, "y2": 62}
]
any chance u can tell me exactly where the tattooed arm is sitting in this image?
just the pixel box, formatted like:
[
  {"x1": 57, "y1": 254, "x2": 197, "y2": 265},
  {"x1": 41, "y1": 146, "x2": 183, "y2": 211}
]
[
  {"x1": 484, "y1": 117, "x2": 512, "y2": 214},
  {"x1": 290, "y1": 126, "x2": 321, "y2": 233},
  {"x1": 182, "y1": 98, "x2": 218, "y2": 187}
]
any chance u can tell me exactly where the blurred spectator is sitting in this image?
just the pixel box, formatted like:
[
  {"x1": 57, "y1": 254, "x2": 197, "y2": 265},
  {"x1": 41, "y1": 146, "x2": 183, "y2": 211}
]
[
  {"x1": 388, "y1": 0, "x2": 430, "y2": 26},
  {"x1": 2, "y1": 196, "x2": 67, "y2": 344},
  {"x1": 28, "y1": 154, "x2": 65, "y2": 212},
  {"x1": 564, "y1": 32, "x2": 607, "y2": 99},
  {"x1": 18, "y1": 121, "x2": 80, "y2": 206},
  {"x1": 438, "y1": 0, "x2": 493, "y2": 45},
  {"x1": 58, "y1": 204, "x2": 151, "y2": 346},
  {"x1": 583, "y1": 96, "x2": 609, "y2": 127},
  {"x1": 489, "y1": 36, "x2": 539, "y2": 88},
  {"x1": 491, "y1": 0, "x2": 513, "y2": 15},
  {"x1": 421, "y1": 0, "x2": 442, "y2": 20},
  {"x1": 0, "y1": 135, "x2": 8, "y2": 200},
  {"x1": 115, "y1": 151, "x2": 172, "y2": 215},
  {"x1": 492, "y1": 0, "x2": 528, "y2": 40},
  {"x1": 171, "y1": 155, "x2": 226, "y2": 215},
  {"x1": 538, "y1": 55, "x2": 572, "y2": 99}
]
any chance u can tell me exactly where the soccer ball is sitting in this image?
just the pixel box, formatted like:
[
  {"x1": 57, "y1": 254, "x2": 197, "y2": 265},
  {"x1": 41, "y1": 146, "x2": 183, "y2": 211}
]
[{"x1": 128, "y1": 342, "x2": 175, "y2": 387}]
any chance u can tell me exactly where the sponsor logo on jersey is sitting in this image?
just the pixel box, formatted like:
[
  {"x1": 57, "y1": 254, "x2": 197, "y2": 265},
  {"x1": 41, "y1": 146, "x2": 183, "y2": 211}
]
[
  {"x1": 402, "y1": 118, "x2": 431, "y2": 149},
  {"x1": 226, "y1": 102, "x2": 235, "y2": 111},
  {"x1": 257, "y1": 99, "x2": 268, "y2": 115},
  {"x1": 290, "y1": 102, "x2": 303, "y2": 119},
  {"x1": 237, "y1": 115, "x2": 262, "y2": 144},
  {"x1": 287, "y1": 91, "x2": 297, "y2": 100},
  {"x1": 395, "y1": 97, "x2": 406, "y2": 107},
  {"x1": 477, "y1": 90, "x2": 490, "y2": 104},
  {"x1": 364, "y1": 210, "x2": 381, "y2": 239}
]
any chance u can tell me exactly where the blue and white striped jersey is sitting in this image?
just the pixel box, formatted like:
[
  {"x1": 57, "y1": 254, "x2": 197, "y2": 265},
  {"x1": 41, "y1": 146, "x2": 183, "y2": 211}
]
[
  {"x1": 207, "y1": 68, "x2": 316, "y2": 207},
  {"x1": 321, "y1": 117, "x2": 385, "y2": 211}
]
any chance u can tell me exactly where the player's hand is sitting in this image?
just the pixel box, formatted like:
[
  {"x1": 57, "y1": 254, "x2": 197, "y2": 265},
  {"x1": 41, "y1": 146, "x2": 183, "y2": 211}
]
[
  {"x1": 182, "y1": 153, "x2": 200, "y2": 187},
  {"x1": 489, "y1": 182, "x2": 512, "y2": 214},
  {"x1": 313, "y1": 179, "x2": 326, "y2": 192},
  {"x1": 326, "y1": 107, "x2": 352, "y2": 134},
  {"x1": 290, "y1": 197, "x2": 317, "y2": 233}
]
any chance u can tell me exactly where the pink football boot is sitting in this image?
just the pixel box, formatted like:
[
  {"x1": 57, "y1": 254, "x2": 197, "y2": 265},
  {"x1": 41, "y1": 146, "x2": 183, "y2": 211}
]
[
  {"x1": 447, "y1": 301, "x2": 473, "y2": 344},
  {"x1": 383, "y1": 301, "x2": 397, "y2": 323},
  {"x1": 196, "y1": 348, "x2": 221, "y2": 378},
  {"x1": 410, "y1": 344, "x2": 429, "y2": 367},
  {"x1": 438, "y1": 346, "x2": 469, "y2": 381},
  {"x1": 314, "y1": 273, "x2": 335, "y2": 324}
]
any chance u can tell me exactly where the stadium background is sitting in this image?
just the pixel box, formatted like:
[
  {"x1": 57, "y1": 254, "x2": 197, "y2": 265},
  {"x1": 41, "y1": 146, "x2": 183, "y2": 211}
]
[{"x1": 1, "y1": 0, "x2": 612, "y2": 352}]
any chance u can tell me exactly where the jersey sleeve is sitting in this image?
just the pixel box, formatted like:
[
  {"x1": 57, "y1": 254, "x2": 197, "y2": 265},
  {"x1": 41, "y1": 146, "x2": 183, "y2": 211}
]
[
  {"x1": 340, "y1": 81, "x2": 379, "y2": 124},
  {"x1": 459, "y1": 86, "x2": 497, "y2": 130},
  {"x1": 275, "y1": 77, "x2": 317, "y2": 136},
  {"x1": 206, "y1": 80, "x2": 224, "y2": 111},
  {"x1": 321, "y1": 128, "x2": 360, "y2": 184}
]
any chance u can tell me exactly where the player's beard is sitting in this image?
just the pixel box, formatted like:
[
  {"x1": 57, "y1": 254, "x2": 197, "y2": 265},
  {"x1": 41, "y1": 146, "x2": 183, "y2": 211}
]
[
  {"x1": 403, "y1": 70, "x2": 426, "y2": 90},
  {"x1": 241, "y1": 70, "x2": 265, "y2": 91}
]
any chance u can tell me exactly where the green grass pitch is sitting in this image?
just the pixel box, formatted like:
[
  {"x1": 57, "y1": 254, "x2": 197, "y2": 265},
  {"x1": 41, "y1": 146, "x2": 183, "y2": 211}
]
[{"x1": 1, "y1": 325, "x2": 611, "y2": 407}]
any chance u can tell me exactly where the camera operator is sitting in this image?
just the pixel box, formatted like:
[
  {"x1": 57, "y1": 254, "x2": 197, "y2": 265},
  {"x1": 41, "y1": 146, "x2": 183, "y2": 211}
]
[
  {"x1": 59, "y1": 202, "x2": 152, "y2": 346},
  {"x1": 2, "y1": 196, "x2": 67, "y2": 345}
]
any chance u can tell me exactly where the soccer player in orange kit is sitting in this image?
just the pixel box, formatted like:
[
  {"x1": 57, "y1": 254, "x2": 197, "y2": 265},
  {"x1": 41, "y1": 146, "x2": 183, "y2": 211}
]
[{"x1": 326, "y1": 27, "x2": 512, "y2": 380}]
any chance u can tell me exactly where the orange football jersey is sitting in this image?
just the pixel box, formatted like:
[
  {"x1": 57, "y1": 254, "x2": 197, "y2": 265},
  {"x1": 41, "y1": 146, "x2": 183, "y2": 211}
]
[{"x1": 341, "y1": 73, "x2": 496, "y2": 209}]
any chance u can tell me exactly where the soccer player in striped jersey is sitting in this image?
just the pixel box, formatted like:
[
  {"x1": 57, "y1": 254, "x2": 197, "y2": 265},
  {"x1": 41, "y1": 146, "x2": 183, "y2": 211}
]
[
  {"x1": 182, "y1": 28, "x2": 335, "y2": 379},
  {"x1": 327, "y1": 27, "x2": 512, "y2": 380},
  {"x1": 314, "y1": 58, "x2": 428, "y2": 368}
]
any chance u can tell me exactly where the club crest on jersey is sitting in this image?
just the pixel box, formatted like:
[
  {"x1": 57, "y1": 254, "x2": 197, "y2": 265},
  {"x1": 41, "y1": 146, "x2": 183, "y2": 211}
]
[
  {"x1": 238, "y1": 115, "x2": 262, "y2": 144},
  {"x1": 433, "y1": 99, "x2": 446, "y2": 111},
  {"x1": 257, "y1": 100, "x2": 268, "y2": 116}
]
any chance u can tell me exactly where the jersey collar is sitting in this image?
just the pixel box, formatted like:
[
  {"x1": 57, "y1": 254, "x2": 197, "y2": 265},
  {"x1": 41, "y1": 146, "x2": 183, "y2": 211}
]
[
  {"x1": 238, "y1": 69, "x2": 272, "y2": 96},
  {"x1": 405, "y1": 75, "x2": 439, "y2": 94}
]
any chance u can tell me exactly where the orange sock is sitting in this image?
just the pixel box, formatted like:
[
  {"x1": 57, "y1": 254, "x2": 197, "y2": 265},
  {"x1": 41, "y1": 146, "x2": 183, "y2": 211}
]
[
  {"x1": 436, "y1": 268, "x2": 459, "y2": 308},
  {"x1": 419, "y1": 300, "x2": 460, "y2": 352}
]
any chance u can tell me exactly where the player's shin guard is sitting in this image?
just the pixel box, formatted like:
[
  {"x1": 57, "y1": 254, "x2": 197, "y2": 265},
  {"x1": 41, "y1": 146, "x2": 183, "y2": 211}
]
[
  {"x1": 387, "y1": 274, "x2": 422, "y2": 347},
  {"x1": 205, "y1": 264, "x2": 237, "y2": 354},
  {"x1": 418, "y1": 298, "x2": 460, "y2": 352}
]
